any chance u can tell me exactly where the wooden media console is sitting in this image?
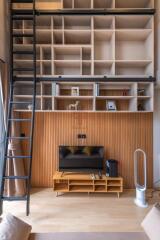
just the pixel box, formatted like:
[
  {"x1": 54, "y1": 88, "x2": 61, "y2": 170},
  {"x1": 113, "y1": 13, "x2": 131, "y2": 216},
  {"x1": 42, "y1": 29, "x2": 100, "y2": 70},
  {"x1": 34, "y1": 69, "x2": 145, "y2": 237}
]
[{"x1": 53, "y1": 171, "x2": 123, "y2": 197}]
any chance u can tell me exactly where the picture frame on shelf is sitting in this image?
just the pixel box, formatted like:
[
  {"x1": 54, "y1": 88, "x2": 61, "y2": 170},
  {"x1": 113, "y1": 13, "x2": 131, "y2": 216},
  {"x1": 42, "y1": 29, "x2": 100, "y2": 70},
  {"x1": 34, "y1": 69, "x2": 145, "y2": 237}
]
[
  {"x1": 71, "y1": 87, "x2": 79, "y2": 96},
  {"x1": 106, "y1": 100, "x2": 117, "y2": 111}
]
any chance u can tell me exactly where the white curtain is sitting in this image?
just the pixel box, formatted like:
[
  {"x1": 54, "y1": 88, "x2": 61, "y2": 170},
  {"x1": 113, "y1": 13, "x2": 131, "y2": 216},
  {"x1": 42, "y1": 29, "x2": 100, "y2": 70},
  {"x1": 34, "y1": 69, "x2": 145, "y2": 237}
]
[{"x1": 0, "y1": 62, "x2": 6, "y2": 188}]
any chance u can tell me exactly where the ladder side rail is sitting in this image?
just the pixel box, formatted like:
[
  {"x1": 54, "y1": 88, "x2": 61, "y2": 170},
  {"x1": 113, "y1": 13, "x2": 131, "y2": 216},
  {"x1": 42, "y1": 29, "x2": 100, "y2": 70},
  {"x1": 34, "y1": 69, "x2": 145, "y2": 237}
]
[{"x1": 26, "y1": 0, "x2": 36, "y2": 216}]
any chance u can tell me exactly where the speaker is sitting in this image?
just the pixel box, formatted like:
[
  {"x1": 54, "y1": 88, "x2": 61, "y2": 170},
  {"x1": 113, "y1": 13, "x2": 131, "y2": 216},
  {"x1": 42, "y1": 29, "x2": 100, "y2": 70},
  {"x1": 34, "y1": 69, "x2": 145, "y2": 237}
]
[{"x1": 106, "y1": 159, "x2": 118, "y2": 177}]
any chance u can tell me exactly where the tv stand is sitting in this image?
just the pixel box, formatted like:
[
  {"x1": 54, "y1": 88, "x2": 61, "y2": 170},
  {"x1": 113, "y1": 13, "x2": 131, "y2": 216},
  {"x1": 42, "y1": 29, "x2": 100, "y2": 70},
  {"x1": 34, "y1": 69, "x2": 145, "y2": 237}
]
[{"x1": 53, "y1": 171, "x2": 123, "y2": 198}]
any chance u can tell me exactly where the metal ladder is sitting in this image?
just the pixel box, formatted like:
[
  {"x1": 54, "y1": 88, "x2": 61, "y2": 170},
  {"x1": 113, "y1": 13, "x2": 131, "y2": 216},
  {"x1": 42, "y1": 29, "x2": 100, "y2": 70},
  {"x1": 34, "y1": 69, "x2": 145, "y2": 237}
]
[{"x1": 0, "y1": 0, "x2": 36, "y2": 216}]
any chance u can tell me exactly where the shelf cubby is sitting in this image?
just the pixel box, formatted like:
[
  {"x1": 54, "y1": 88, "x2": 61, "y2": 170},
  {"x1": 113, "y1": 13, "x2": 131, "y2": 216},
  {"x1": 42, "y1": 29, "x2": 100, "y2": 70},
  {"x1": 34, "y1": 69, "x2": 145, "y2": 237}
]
[
  {"x1": 13, "y1": 20, "x2": 23, "y2": 30},
  {"x1": 107, "y1": 186, "x2": 122, "y2": 192},
  {"x1": 54, "y1": 47, "x2": 81, "y2": 60},
  {"x1": 115, "y1": 0, "x2": 154, "y2": 9},
  {"x1": 94, "y1": 180, "x2": 106, "y2": 185},
  {"x1": 95, "y1": 185, "x2": 106, "y2": 192},
  {"x1": 24, "y1": 20, "x2": 34, "y2": 30},
  {"x1": 137, "y1": 83, "x2": 153, "y2": 97},
  {"x1": 36, "y1": 16, "x2": 52, "y2": 30},
  {"x1": 115, "y1": 16, "x2": 153, "y2": 29},
  {"x1": 36, "y1": 31, "x2": 52, "y2": 44},
  {"x1": 94, "y1": 16, "x2": 114, "y2": 29},
  {"x1": 35, "y1": 0, "x2": 63, "y2": 10},
  {"x1": 69, "y1": 180, "x2": 93, "y2": 185},
  {"x1": 64, "y1": 30, "x2": 91, "y2": 45},
  {"x1": 42, "y1": 97, "x2": 53, "y2": 111},
  {"x1": 107, "y1": 179, "x2": 122, "y2": 186},
  {"x1": 94, "y1": 31, "x2": 114, "y2": 60},
  {"x1": 115, "y1": 61, "x2": 153, "y2": 77},
  {"x1": 53, "y1": 16, "x2": 63, "y2": 29},
  {"x1": 94, "y1": 62, "x2": 114, "y2": 76},
  {"x1": 42, "y1": 61, "x2": 52, "y2": 75},
  {"x1": 96, "y1": 97, "x2": 137, "y2": 112},
  {"x1": 137, "y1": 98, "x2": 153, "y2": 112},
  {"x1": 41, "y1": 47, "x2": 52, "y2": 60},
  {"x1": 63, "y1": 0, "x2": 73, "y2": 9},
  {"x1": 115, "y1": 30, "x2": 153, "y2": 61},
  {"x1": 93, "y1": 0, "x2": 114, "y2": 9},
  {"x1": 53, "y1": 31, "x2": 63, "y2": 45},
  {"x1": 69, "y1": 185, "x2": 94, "y2": 192},
  {"x1": 82, "y1": 62, "x2": 92, "y2": 75},
  {"x1": 74, "y1": 0, "x2": 91, "y2": 9},
  {"x1": 54, "y1": 180, "x2": 69, "y2": 192},
  {"x1": 54, "y1": 61, "x2": 81, "y2": 75},
  {"x1": 58, "y1": 83, "x2": 94, "y2": 96},
  {"x1": 64, "y1": 16, "x2": 91, "y2": 30},
  {"x1": 82, "y1": 47, "x2": 91, "y2": 60},
  {"x1": 54, "y1": 97, "x2": 94, "y2": 111},
  {"x1": 98, "y1": 83, "x2": 137, "y2": 97},
  {"x1": 42, "y1": 83, "x2": 52, "y2": 95},
  {"x1": 14, "y1": 82, "x2": 41, "y2": 96}
]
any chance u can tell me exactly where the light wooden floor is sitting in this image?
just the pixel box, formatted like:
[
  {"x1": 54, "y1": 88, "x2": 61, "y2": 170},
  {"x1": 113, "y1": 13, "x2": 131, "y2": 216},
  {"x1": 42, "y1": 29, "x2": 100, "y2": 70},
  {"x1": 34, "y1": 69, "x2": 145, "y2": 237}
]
[{"x1": 3, "y1": 188, "x2": 159, "y2": 233}]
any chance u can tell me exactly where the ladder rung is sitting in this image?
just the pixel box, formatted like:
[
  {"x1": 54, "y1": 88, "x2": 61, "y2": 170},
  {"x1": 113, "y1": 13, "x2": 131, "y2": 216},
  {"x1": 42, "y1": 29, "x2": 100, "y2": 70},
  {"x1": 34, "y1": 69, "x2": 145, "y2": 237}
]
[
  {"x1": 8, "y1": 118, "x2": 32, "y2": 122},
  {"x1": 5, "y1": 156, "x2": 31, "y2": 159},
  {"x1": 12, "y1": 10, "x2": 34, "y2": 15},
  {"x1": 10, "y1": 101, "x2": 33, "y2": 104},
  {"x1": 7, "y1": 136, "x2": 31, "y2": 140},
  {"x1": 3, "y1": 176, "x2": 29, "y2": 180},
  {"x1": 12, "y1": 0, "x2": 33, "y2": 3},
  {"x1": 13, "y1": 33, "x2": 33, "y2": 38},
  {"x1": 13, "y1": 67, "x2": 34, "y2": 71},
  {"x1": 13, "y1": 76, "x2": 36, "y2": 81},
  {"x1": 2, "y1": 196, "x2": 27, "y2": 201},
  {"x1": 13, "y1": 50, "x2": 34, "y2": 55},
  {"x1": 12, "y1": 15, "x2": 34, "y2": 20}
]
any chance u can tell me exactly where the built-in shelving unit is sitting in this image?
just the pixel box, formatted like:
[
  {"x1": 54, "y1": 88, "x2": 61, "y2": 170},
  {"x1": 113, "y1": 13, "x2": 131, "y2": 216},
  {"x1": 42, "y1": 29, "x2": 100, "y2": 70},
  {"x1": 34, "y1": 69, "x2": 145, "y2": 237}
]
[
  {"x1": 53, "y1": 172, "x2": 123, "y2": 197},
  {"x1": 12, "y1": 0, "x2": 155, "y2": 113},
  {"x1": 13, "y1": 0, "x2": 155, "y2": 10},
  {"x1": 13, "y1": 81, "x2": 154, "y2": 112},
  {"x1": 13, "y1": 13, "x2": 154, "y2": 78}
]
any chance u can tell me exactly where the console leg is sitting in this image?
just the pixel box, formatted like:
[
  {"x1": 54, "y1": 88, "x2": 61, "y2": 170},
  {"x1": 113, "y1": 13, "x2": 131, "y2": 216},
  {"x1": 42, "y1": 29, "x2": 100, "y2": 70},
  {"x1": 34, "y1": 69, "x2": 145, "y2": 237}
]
[
  {"x1": 56, "y1": 192, "x2": 59, "y2": 197},
  {"x1": 117, "y1": 192, "x2": 120, "y2": 198}
]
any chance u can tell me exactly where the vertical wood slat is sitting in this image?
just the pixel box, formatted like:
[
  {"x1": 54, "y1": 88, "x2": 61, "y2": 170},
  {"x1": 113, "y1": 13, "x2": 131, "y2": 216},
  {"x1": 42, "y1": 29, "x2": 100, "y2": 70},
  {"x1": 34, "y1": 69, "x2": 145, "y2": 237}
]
[{"x1": 20, "y1": 112, "x2": 153, "y2": 188}]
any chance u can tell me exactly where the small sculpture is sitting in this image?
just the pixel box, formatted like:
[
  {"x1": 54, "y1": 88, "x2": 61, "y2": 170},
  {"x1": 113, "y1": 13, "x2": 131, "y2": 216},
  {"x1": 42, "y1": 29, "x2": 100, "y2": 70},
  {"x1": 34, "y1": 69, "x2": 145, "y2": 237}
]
[
  {"x1": 28, "y1": 104, "x2": 33, "y2": 111},
  {"x1": 68, "y1": 101, "x2": 79, "y2": 111}
]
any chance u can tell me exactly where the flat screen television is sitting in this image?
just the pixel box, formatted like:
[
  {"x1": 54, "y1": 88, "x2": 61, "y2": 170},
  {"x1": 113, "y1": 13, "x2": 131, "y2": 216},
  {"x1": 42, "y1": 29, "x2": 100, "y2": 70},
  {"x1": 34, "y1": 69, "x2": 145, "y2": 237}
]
[{"x1": 59, "y1": 146, "x2": 104, "y2": 173}]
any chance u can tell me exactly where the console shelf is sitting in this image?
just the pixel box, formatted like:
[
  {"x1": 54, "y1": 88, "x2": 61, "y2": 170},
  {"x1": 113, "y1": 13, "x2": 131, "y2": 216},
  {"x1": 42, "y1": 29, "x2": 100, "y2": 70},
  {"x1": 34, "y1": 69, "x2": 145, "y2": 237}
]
[{"x1": 53, "y1": 171, "x2": 123, "y2": 197}]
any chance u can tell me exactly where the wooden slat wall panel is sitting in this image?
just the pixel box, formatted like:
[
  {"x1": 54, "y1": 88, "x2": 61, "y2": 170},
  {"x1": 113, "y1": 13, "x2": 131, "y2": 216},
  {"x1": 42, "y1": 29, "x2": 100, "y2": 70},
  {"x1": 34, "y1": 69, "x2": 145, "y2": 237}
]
[{"x1": 20, "y1": 112, "x2": 153, "y2": 188}]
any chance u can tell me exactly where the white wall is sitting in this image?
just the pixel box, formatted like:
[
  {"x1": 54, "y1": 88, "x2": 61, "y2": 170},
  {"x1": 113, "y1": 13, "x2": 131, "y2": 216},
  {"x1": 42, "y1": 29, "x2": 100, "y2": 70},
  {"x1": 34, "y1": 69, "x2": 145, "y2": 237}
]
[
  {"x1": 154, "y1": 0, "x2": 160, "y2": 187},
  {"x1": 0, "y1": 0, "x2": 7, "y2": 61},
  {"x1": 154, "y1": 89, "x2": 160, "y2": 187}
]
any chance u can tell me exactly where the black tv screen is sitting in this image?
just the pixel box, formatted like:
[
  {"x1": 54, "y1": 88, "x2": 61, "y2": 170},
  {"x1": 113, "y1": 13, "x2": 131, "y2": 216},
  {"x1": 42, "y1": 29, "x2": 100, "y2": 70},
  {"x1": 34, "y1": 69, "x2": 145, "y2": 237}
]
[{"x1": 59, "y1": 146, "x2": 104, "y2": 172}]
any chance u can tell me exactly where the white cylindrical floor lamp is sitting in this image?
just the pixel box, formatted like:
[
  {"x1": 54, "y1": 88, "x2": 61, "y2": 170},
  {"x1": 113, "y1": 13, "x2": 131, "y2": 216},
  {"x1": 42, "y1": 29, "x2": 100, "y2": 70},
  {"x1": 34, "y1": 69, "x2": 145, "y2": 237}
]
[{"x1": 134, "y1": 149, "x2": 148, "y2": 208}]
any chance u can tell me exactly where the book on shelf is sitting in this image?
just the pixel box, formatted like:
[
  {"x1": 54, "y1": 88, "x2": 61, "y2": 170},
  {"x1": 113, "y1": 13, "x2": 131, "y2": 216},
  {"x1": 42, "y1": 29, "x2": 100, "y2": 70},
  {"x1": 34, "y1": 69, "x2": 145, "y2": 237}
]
[
  {"x1": 52, "y1": 83, "x2": 60, "y2": 96},
  {"x1": 94, "y1": 83, "x2": 99, "y2": 97}
]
